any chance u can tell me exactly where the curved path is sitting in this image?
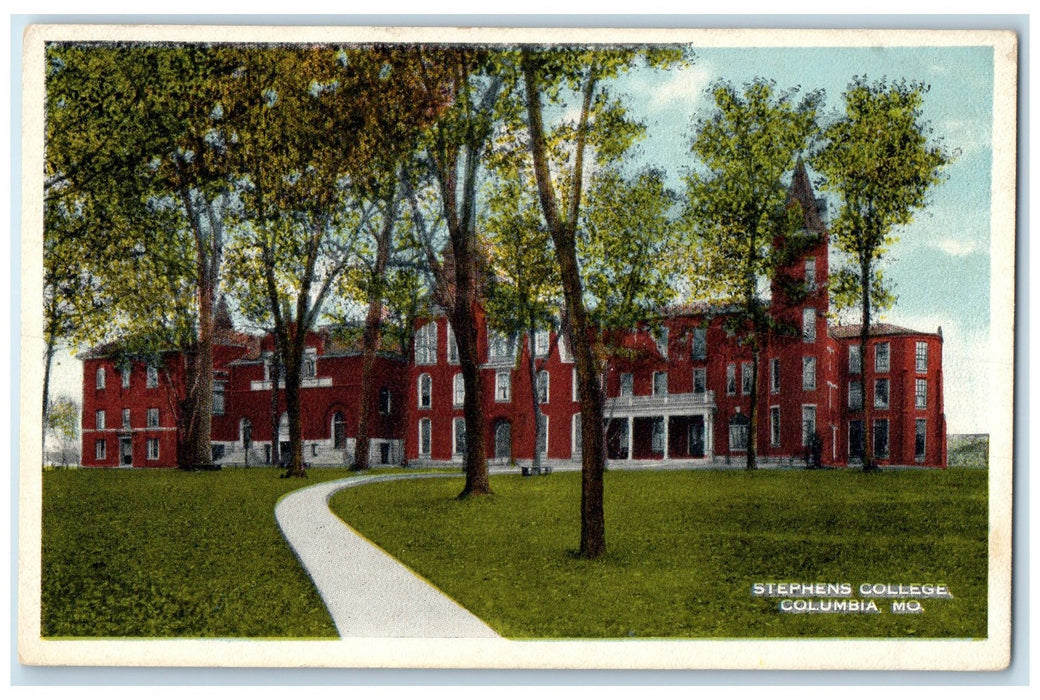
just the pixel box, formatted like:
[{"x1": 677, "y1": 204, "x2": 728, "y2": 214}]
[{"x1": 275, "y1": 473, "x2": 499, "y2": 638}]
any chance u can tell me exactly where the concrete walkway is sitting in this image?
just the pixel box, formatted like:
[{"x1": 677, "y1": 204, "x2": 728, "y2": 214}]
[{"x1": 275, "y1": 473, "x2": 499, "y2": 638}]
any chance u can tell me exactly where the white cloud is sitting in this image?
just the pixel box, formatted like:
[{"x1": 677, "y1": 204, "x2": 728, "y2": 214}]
[
  {"x1": 935, "y1": 237, "x2": 979, "y2": 257},
  {"x1": 646, "y1": 65, "x2": 713, "y2": 111}
]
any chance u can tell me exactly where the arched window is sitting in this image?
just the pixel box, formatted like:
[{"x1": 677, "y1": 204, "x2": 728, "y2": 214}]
[
  {"x1": 415, "y1": 322, "x2": 438, "y2": 365},
  {"x1": 418, "y1": 373, "x2": 432, "y2": 409},
  {"x1": 332, "y1": 412, "x2": 347, "y2": 449},
  {"x1": 453, "y1": 373, "x2": 465, "y2": 407}
]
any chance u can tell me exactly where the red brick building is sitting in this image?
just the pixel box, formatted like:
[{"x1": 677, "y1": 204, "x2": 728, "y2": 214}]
[{"x1": 80, "y1": 166, "x2": 946, "y2": 469}]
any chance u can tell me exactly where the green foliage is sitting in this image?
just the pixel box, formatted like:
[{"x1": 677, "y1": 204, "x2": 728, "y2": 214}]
[
  {"x1": 813, "y1": 77, "x2": 952, "y2": 317},
  {"x1": 330, "y1": 469, "x2": 987, "y2": 639},
  {"x1": 41, "y1": 468, "x2": 356, "y2": 637}
]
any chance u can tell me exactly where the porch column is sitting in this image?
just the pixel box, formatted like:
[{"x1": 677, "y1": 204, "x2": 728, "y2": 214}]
[
  {"x1": 627, "y1": 417, "x2": 634, "y2": 460},
  {"x1": 663, "y1": 415, "x2": 669, "y2": 460},
  {"x1": 704, "y1": 412, "x2": 713, "y2": 458}
]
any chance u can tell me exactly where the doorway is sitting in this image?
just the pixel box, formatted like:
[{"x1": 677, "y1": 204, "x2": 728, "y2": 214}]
[
  {"x1": 119, "y1": 437, "x2": 132, "y2": 466},
  {"x1": 494, "y1": 421, "x2": 511, "y2": 461}
]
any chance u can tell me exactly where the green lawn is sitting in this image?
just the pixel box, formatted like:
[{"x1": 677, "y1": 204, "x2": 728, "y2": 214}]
[
  {"x1": 41, "y1": 466, "x2": 356, "y2": 638},
  {"x1": 329, "y1": 468, "x2": 988, "y2": 639}
]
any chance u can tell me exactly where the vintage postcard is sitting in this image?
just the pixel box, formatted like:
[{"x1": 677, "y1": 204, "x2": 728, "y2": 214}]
[{"x1": 18, "y1": 23, "x2": 1016, "y2": 671}]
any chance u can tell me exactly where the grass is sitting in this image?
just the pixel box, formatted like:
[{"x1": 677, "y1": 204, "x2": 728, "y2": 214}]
[
  {"x1": 40, "y1": 466, "x2": 362, "y2": 638},
  {"x1": 329, "y1": 468, "x2": 988, "y2": 639}
]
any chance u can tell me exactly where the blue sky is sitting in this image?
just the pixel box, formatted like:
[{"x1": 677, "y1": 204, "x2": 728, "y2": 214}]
[{"x1": 613, "y1": 44, "x2": 997, "y2": 433}]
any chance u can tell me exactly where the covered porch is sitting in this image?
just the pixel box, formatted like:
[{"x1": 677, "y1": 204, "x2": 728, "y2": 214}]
[{"x1": 603, "y1": 391, "x2": 716, "y2": 461}]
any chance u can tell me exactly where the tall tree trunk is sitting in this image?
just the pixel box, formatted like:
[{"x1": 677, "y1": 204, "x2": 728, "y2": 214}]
[
  {"x1": 354, "y1": 187, "x2": 398, "y2": 471},
  {"x1": 269, "y1": 336, "x2": 281, "y2": 467},
  {"x1": 522, "y1": 53, "x2": 606, "y2": 558},
  {"x1": 42, "y1": 336, "x2": 56, "y2": 455},
  {"x1": 281, "y1": 333, "x2": 307, "y2": 478},
  {"x1": 747, "y1": 341, "x2": 760, "y2": 470},
  {"x1": 527, "y1": 314, "x2": 543, "y2": 473},
  {"x1": 453, "y1": 300, "x2": 491, "y2": 497},
  {"x1": 860, "y1": 254, "x2": 877, "y2": 472},
  {"x1": 185, "y1": 265, "x2": 215, "y2": 469}
]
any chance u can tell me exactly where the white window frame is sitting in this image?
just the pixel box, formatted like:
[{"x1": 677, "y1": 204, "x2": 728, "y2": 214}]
[
  {"x1": 916, "y1": 341, "x2": 928, "y2": 373},
  {"x1": 452, "y1": 417, "x2": 467, "y2": 457},
  {"x1": 874, "y1": 378, "x2": 890, "y2": 409},
  {"x1": 95, "y1": 367, "x2": 106, "y2": 390},
  {"x1": 146, "y1": 365, "x2": 158, "y2": 388},
  {"x1": 96, "y1": 409, "x2": 105, "y2": 430},
  {"x1": 770, "y1": 357, "x2": 780, "y2": 394},
  {"x1": 805, "y1": 257, "x2": 817, "y2": 291},
  {"x1": 801, "y1": 405, "x2": 817, "y2": 448},
  {"x1": 453, "y1": 373, "x2": 465, "y2": 407},
  {"x1": 693, "y1": 367, "x2": 707, "y2": 395},
  {"x1": 849, "y1": 345, "x2": 861, "y2": 374},
  {"x1": 770, "y1": 405, "x2": 781, "y2": 447},
  {"x1": 418, "y1": 418, "x2": 432, "y2": 457},
  {"x1": 95, "y1": 439, "x2": 106, "y2": 460},
  {"x1": 121, "y1": 367, "x2": 131, "y2": 389},
  {"x1": 802, "y1": 356, "x2": 816, "y2": 391},
  {"x1": 447, "y1": 324, "x2": 459, "y2": 364},
  {"x1": 619, "y1": 372, "x2": 634, "y2": 397},
  {"x1": 653, "y1": 371, "x2": 668, "y2": 396},
  {"x1": 418, "y1": 373, "x2": 432, "y2": 409},
  {"x1": 147, "y1": 438, "x2": 159, "y2": 461},
  {"x1": 537, "y1": 370, "x2": 550, "y2": 404},
  {"x1": 691, "y1": 327, "x2": 707, "y2": 361},
  {"x1": 916, "y1": 379, "x2": 928, "y2": 409},
  {"x1": 875, "y1": 342, "x2": 890, "y2": 373},
  {"x1": 495, "y1": 371, "x2": 511, "y2": 402},
  {"x1": 741, "y1": 362, "x2": 753, "y2": 395},
  {"x1": 726, "y1": 363, "x2": 736, "y2": 396},
  {"x1": 534, "y1": 330, "x2": 550, "y2": 358},
  {"x1": 415, "y1": 322, "x2": 438, "y2": 365},
  {"x1": 803, "y1": 307, "x2": 816, "y2": 342},
  {"x1": 147, "y1": 407, "x2": 159, "y2": 428}
]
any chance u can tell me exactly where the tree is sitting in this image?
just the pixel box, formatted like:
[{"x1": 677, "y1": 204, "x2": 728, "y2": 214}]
[
  {"x1": 813, "y1": 77, "x2": 951, "y2": 471},
  {"x1": 44, "y1": 396, "x2": 79, "y2": 467},
  {"x1": 520, "y1": 46, "x2": 686, "y2": 558},
  {"x1": 684, "y1": 78, "x2": 821, "y2": 471},
  {"x1": 407, "y1": 48, "x2": 506, "y2": 498},
  {"x1": 45, "y1": 44, "x2": 241, "y2": 469}
]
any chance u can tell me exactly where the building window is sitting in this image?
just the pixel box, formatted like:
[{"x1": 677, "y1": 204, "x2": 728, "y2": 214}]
[
  {"x1": 302, "y1": 352, "x2": 317, "y2": 379},
  {"x1": 741, "y1": 363, "x2": 752, "y2": 395},
  {"x1": 770, "y1": 358, "x2": 780, "y2": 395},
  {"x1": 241, "y1": 419, "x2": 252, "y2": 448},
  {"x1": 418, "y1": 373, "x2": 432, "y2": 409},
  {"x1": 122, "y1": 408, "x2": 131, "y2": 430},
  {"x1": 874, "y1": 378, "x2": 890, "y2": 409},
  {"x1": 873, "y1": 419, "x2": 890, "y2": 459},
  {"x1": 95, "y1": 410, "x2": 105, "y2": 430},
  {"x1": 121, "y1": 367, "x2": 131, "y2": 389},
  {"x1": 805, "y1": 257, "x2": 816, "y2": 291},
  {"x1": 95, "y1": 367, "x2": 105, "y2": 390},
  {"x1": 653, "y1": 326, "x2": 669, "y2": 358},
  {"x1": 146, "y1": 365, "x2": 158, "y2": 388},
  {"x1": 213, "y1": 383, "x2": 225, "y2": 416},
  {"x1": 488, "y1": 330, "x2": 516, "y2": 363},
  {"x1": 802, "y1": 308, "x2": 816, "y2": 342},
  {"x1": 729, "y1": 414, "x2": 749, "y2": 452},
  {"x1": 875, "y1": 342, "x2": 890, "y2": 373},
  {"x1": 801, "y1": 405, "x2": 817, "y2": 448},
  {"x1": 848, "y1": 381, "x2": 863, "y2": 411},
  {"x1": 770, "y1": 406, "x2": 781, "y2": 447},
  {"x1": 693, "y1": 368, "x2": 707, "y2": 395},
  {"x1": 415, "y1": 322, "x2": 438, "y2": 365},
  {"x1": 916, "y1": 341, "x2": 929, "y2": 373},
  {"x1": 916, "y1": 379, "x2": 928, "y2": 409},
  {"x1": 653, "y1": 371, "x2": 668, "y2": 396},
  {"x1": 619, "y1": 373, "x2": 634, "y2": 397},
  {"x1": 379, "y1": 387, "x2": 392, "y2": 415},
  {"x1": 802, "y1": 356, "x2": 816, "y2": 391},
  {"x1": 534, "y1": 329, "x2": 550, "y2": 358},
  {"x1": 332, "y1": 412, "x2": 347, "y2": 449},
  {"x1": 691, "y1": 327, "x2": 707, "y2": 361},
  {"x1": 572, "y1": 413, "x2": 582, "y2": 454},
  {"x1": 537, "y1": 370, "x2": 550, "y2": 404},
  {"x1": 849, "y1": 345, "x2": 861, "y2": 374},
  {"x1": 726, "y1": 363, "x2": 736, "y2": 396},
  {"x1": 453, "y1": 373, "x2": 465, "y2": 407},
  {"x1": 447, "y1": 325, "x2": 459, "y2": 364},
  {"x1": 453, "y1": 417, "x2": 467, "y2": 456},
  {"x1": 419, "y1": 418, "x2": 432, "y2": 457},
  {"x1": 572, "y1": 368, "x2": 578, "y2": 402},
  {"x1": 95, "y1": 439, "x2": 106, "y2": 460},
  {"x1": 145, "y1": 408, "x2": 159, "y2": 428},
  {"x1": 145, "y1": 438, "x2": 159, "y2": 460},
  {"x1": 495, "y1": 371, "x2": 511, "y2": 402},
  {"x1": 915, "y1": 419, "x2": 927, "y2": 462},
  {"x1": 536, "y1": 413, "x2": 548, "y2": 457}
]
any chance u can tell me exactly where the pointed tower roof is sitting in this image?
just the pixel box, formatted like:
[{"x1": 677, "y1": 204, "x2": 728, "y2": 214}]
[
  {"x1": 788, "y1": 158, "x2": 826, "y2": 235},
  {"x1": 215, "y1": 294, "x2": 235, "y2": 332}
]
